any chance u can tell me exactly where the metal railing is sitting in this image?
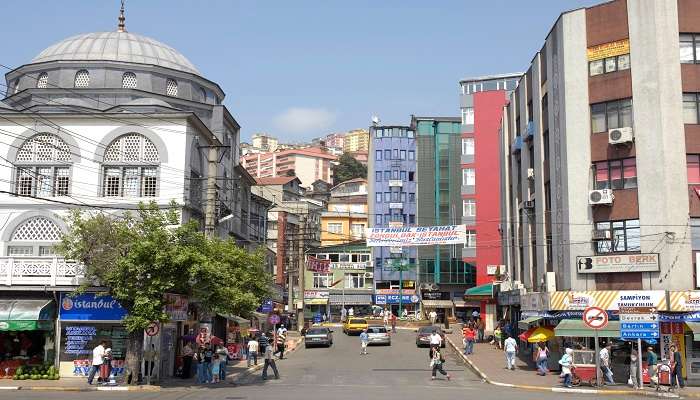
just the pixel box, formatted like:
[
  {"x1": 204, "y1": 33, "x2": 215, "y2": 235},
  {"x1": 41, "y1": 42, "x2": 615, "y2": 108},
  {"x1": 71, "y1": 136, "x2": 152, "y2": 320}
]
[{"x1": 0, "y1": 257, "x2": 85, "y2": 286}]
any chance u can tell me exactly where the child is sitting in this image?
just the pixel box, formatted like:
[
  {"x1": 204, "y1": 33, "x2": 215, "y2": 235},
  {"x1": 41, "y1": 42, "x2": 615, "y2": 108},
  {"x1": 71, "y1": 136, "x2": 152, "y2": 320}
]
[{"x1": 211, "y1": 354, "x2": 221, "y2": 383}]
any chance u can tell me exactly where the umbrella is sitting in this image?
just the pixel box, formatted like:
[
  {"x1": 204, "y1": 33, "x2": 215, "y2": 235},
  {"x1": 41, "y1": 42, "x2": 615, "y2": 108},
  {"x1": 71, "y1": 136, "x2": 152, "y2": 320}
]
[
  {"x1": 527, "y1": 326, "x2": 554, "y2": 343},
  {"x1": 518, "y1": 327, "x2": 535, "y2": 342}
]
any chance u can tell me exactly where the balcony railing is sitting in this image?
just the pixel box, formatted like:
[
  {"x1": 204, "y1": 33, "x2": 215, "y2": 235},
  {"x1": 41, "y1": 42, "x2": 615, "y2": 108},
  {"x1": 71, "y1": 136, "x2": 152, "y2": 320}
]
[{"x1": 0, "y1": 257, "x2": 85, "y2": 287}]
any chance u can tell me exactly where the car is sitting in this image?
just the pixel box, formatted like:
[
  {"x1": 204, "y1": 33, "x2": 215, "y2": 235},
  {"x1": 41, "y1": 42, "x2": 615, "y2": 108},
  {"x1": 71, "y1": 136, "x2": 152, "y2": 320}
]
[
  {"x1": 343, "y1": 318, "x2": 369, "y2": 335},
  {"x1": 367, "y1": 325, "x2": 391, "y2": 346},
  {"x1": 304, "y1": 327, "x2": 333, "y2": 348},
  {"x1": 415, "y1": 326, "x2": 445, "y2": 348}
]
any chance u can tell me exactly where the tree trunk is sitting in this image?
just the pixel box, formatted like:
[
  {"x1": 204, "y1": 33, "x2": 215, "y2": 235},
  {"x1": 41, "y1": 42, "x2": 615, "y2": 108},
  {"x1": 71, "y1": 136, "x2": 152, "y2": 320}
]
[{"x1": 124, "y1": 330, "x2": 143, "y2": 385}]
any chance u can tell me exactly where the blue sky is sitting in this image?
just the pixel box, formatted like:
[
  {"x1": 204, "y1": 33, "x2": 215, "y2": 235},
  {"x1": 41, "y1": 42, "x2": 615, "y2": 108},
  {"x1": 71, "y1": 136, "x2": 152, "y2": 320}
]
[{"x1": 0, "y1": 1, "x2": 600, "y2": 142}]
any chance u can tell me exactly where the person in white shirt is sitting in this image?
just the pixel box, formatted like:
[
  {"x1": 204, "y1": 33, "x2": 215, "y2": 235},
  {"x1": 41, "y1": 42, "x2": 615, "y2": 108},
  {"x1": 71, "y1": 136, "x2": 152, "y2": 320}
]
[
  {"x1": 504, "y1": 335, "x2": 518, "y2": 370},
  {"x1": 429, "y1": 329, "x2": 443, "y2": 347},
  {"x1": 247, "y1": 338, "x2": 259, "y2": 367},
  {"x1": 429, "y1": 310, "x2": 438, "y2": 325},
  {"x1": 599, "y1": 343, "x2": 615, "y2": 385},
  {"x1": 87, "y1": 340, "x2": 106, "y2": 385},
  {"x1": 348, "y1": 307, "x2": 354, "y2": 317}
]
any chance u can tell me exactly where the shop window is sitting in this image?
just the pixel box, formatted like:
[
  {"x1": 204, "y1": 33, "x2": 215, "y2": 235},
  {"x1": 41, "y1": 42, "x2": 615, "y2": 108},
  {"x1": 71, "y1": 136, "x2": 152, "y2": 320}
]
[
  {"x1": 595, "y1": 219, "x2": 640, "y2": 254},
  {"x1": 594, "y1": 158, "x2": 637, "y2": 190}
]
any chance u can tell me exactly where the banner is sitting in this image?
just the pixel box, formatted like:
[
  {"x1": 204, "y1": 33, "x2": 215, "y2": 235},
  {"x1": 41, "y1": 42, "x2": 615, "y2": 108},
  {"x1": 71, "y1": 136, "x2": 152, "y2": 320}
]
[
  {"x1": 164, "y1": 293, "x2": 188, "y2": 321},
  {"x1": 59, "y1": 293, "x2": 127, "y2": 321},
  {"x1": 306, "y1": 256, "x2": 330, "y2": 273},
  {"x1": 365, "y1": 225, "x2": 466, "y2": 247},
  {"x1": 587, "y1": 39, "x2": 630, "y2": 61},
  {"x1": 668, "y1": 291, "x2": 700, "y2": 312},
  {"x1": 549, "y1": 290, "x2": 667, "y2": 311}
]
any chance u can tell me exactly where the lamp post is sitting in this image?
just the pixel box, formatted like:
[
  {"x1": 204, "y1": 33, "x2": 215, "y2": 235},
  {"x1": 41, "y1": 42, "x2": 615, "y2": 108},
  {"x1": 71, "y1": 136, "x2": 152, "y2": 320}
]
[{"x1": 389, "y1": 258, "x2": 415, "y2": 316}]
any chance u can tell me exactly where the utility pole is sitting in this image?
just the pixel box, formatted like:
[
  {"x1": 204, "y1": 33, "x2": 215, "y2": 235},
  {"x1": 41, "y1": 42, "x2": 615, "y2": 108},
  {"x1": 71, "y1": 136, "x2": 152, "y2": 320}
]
[
  {"x1": 204, "y1": 146, "x2": 218, "y2": 237},
  {"x1": 297, "y1": 215, "x2": 307, "y2": 331}
]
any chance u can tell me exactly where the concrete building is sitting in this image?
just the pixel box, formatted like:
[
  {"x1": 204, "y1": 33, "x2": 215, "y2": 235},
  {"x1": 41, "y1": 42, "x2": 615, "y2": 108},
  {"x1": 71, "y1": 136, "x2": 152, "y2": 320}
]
[
  {"x1": 321, "y1": 132, "x2": 346, "y2": 150},
  {"x1": 343, "y1": 129, "x2": 370, "y2": 153},
  {"x1": 242, "y1": 147, "x2": 337, "y2": 187},
  {"x1": 321, "y1": 178, "x2": 368, "y2": 247},
  {"x1": 368, "y1": 124, "x2": 419, "y2": 315},
  {"x1": 251, "y1": 133, "x2": 279, "y2": 152}
]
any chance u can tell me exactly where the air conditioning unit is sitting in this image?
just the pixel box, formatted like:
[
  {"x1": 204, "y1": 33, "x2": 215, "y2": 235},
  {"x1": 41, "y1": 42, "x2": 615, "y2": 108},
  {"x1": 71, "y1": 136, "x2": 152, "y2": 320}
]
[
  {"x1": 523, "y1": 200, "x2": 535, "y2": 209},
  {"x1": 527, "y1": 168, "x2": 535, "y2": 180},
  {"x1": 589, "y1": 189, "x2": 614, "y2": 205},
  {"x1": 364, "y1": 272, "x2": 374, "y2": 279},
  {"x1": 608, "y1": 127, "x2": 634, "y2": 145},
  {"x1": 591, "y1": 229, "x2": 611, "y2": 240}
]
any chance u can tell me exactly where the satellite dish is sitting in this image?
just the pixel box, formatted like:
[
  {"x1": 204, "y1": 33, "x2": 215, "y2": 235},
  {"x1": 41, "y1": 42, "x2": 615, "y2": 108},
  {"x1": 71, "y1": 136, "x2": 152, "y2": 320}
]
[{"x1": 371, "y1": 115, "x2": 380, "y2": 125}]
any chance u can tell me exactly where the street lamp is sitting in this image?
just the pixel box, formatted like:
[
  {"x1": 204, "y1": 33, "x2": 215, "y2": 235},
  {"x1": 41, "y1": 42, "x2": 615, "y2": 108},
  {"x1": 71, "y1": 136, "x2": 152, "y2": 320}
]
[{"x1": 389, "y1": 258, "x2": 416, "y2": 317}]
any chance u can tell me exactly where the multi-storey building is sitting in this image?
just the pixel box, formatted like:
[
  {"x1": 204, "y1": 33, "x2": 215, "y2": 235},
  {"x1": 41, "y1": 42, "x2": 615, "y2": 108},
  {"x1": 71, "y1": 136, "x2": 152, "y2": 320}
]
[
  {"x1": 251, "y1": 133, "x2": 279, "y2": 152},
  {"x1": 457, "y1": 74, "x2": 521, "y2": 329},
  {"x1": 343, "y1": 129, "x2": 370, "y2": 153},
  {"x1": 368, "y1": 124, "x2": 419, "y2": 315},
  {"x1": 242, "y1": 147, "x2": 337, "y2": 187},
  {"x1": 321, "y1": 132, "x2": 346, "y2": 150},
  {"x1": 321, "y1": 178, "x2": 368, "y2": 246}
]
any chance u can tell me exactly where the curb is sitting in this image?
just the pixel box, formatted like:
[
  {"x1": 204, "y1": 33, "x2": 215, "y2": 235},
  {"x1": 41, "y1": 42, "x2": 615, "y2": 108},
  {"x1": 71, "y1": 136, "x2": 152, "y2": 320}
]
[{"x1": 444, "y1": 336, "x2": 680, "y2": 398}]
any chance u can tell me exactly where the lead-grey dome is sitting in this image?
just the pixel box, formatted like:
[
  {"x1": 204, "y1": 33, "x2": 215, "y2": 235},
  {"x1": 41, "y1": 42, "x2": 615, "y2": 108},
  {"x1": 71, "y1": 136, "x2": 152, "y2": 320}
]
[{"x1": 31, "y1": 31, "x2": 200, "y2": 75}]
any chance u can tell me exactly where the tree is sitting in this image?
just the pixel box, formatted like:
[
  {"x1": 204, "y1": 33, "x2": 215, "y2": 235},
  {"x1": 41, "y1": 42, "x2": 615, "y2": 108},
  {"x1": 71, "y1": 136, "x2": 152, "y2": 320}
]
[
  {"x1": 332, "y1": 153, "x2": 367, "y2": 185},
  {"x1": 57, "y1": 201, "x2": 270, "y2": 384}
]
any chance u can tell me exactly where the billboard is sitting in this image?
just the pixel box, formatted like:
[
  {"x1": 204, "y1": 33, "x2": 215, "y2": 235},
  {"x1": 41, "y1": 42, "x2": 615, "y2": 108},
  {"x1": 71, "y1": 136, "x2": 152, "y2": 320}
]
[
  {"x1": 306, "y1": 256, "x2": 330, "y2": 273},
  {"x1": 365, "y1": 225, "x2": 466, "y2": 247}
]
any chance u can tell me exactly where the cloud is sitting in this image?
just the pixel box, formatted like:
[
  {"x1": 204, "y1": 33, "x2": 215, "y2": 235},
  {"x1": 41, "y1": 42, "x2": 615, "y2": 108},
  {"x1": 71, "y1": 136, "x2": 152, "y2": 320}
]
[{"x1": 273, "y1": 107, "x2": 337, "y2": 136}]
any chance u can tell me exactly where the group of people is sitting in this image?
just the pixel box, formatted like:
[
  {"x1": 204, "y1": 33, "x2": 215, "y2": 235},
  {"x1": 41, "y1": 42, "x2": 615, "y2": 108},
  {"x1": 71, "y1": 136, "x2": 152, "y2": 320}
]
[
  {"x1": 87, "y1": 340, "x2": 114, "y2": 385},
  {"x1": 381, "y1": 308, "x2": 398, "y2": 332},
  {"x1": 243, "y1": 326, "x2": 287, "y2": 380},
  {"x1": 189, "y1": 342, "x2": 230, "y2": 384},
  {"x1": 460, "y1": 318, "x2": 487, "y2": 355}
]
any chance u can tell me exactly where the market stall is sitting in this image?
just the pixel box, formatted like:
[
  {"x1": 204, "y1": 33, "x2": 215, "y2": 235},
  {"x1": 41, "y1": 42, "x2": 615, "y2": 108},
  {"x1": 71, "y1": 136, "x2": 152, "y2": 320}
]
[{"x1": 0, "y1": 299, "x2": 55, "y2": 378}]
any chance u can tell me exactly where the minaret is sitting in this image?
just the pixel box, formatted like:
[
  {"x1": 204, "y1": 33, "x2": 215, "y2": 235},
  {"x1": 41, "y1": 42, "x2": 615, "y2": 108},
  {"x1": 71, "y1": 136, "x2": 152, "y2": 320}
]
[{"x1": 117, "y1": 0, "x2": 126, "y2": 32}]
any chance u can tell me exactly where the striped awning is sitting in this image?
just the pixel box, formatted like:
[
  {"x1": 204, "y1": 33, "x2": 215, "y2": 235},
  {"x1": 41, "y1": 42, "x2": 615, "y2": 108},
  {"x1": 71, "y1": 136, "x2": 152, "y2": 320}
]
[{"x1": 329, "y1": 294, "x2": 373, "y2": 305}]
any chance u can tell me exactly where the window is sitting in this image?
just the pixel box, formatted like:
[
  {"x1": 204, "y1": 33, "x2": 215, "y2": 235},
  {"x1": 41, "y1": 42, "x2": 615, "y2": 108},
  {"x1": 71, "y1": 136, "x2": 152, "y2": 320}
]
[
  {"x1": 166, "y1": 78, "x2": 178, "y2": 97},
  {"x1": 408, "y1": 193, "x2": 415, "y2": 203},
  {"x1": 590, "y1": 99, "x2": 632, "y2": 133},
  {"x1": 375, "y1": 215, "x2": 382, "y2": 225},
  {"x1": 595, "y1": 219, "x2": 640, "y2": 254},
  {"x1": 102, "y1": 134, "x2": 160, "y2": 197},
  {"x1": 384, "y1": 171, "x2": 391, "y2": 181},
  {"x1": 313, "y1": 273, "x2": 333, "y2": 288},
  {"x1": 351, "y1": 224, "x2": 364, "y2": 238},
  {"x1": 36, "y1": 72, "x2": 48, "y2": 89},
  {"x1": 122, "y1": 72, "x2": 137, "y2": 89},
  {"x1": 594, "y1": 158, "x2": 637, "y2": 189},
  {"x1": 345, "y1": 273, "x2": 365, "y2": 289},
  {"x1": 462, "y1": 138, "x2": 474, "y2": 156},
  {"x1": 408, "y1": 150, "x2": 415, "y2": 160},
  {"x1": 684, "y1": 93, "x2": 700, "y2": 124},
  {"x1": 688, "y1": 155, "x2": 700, "y2": 184},
  {"x1": 391, "y1": 191, "x2": 399, "y2": 202},
  {"x1": 392, "y1": 170, "x2": 398, "y2": 179},
  {"x1": 589, "y1": 54, "x2": 630, "y2": 77},
  {"x1": 461, "y1": 107, "x2": 474, "y2": 125},
  {"x1": 400, "y1": 150, "x2": 406, "y2": 160},
  {"x1": 6, "y1": 216, "x2": 63, "y2": 256},
  {"x1": 376, "y1": 150, "x2": 382, "y2": 160},
  {"x1": 466, "y1": 230, "x2": 477, "y2": 248},
  {"x1": 327, "y1": 223, "x2": 343, "y2": 234},
  {"x1": 393, "y1": 149, "x2": 399, "y2": 159},
  {"x1": 375, "y1": 171, "x2": 382, "y2": 182},
  {"x1": 463, "y1": 168, "x2": 475, "y2": 186},
  {"x1": 408, "y1": 171, "x2": 414, "y2": 181},
  {"x1": 407, "y1": 130, "x2": 415, "y2": 138},
  {"x1": 680, "y1": 34, "x2": 700, "y2": 64},
  {"x1": 408, "y1": 214, "x2": 415, "y2": 224},
  {"x1": 463, "y1": 199, "x2": 476, "y2": 217},
  {"x1": 376, "y1": 192, "x2": 382, "y2": 203},
  {"x1": 384, "y1": 150, "x2": 391, "y2": 160},
  {"x1": 200, "y1": 88, "x2": 207, "y2": 103},
  {"x1": 375, "y1": 129, "x2": 383, "y2": 138},
  {"x1": 400, "y1": 171, "x2": 406, "y2": 181},
  {"x1": 14, "y1": 134, "x2": 72, "y2": 197},
  {"x1": 384, "y1": 192, "x2": 390, "y2": 202},
  {"x1": 74, "y1": 70, "x2": 89, "y2": 88}
]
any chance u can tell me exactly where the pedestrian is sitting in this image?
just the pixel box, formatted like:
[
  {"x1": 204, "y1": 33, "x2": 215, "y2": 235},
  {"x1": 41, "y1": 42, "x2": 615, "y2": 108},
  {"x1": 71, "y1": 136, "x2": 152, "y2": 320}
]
[
  {"x1": 100, "y1": 346, "x2": 113, "y2": 384},
  {"x1": 87, "y1": 340, "x2": 106, "y2": 385},
  {"x1": 276, "y1": 328, "x2": 287, "y2": 360},
  {"x1": 203, "y1": 344, "x2": 214, "y2": 383},
  {"x1": 390, "y1": 312, "x2": 397, "y2": 333},
  {"x1": 247, "y1": 336, "x2": 259, "y2": 367},
  {"x1": 211, "y1": 354, "x2": 222, "y2": 383},
  {"x1": 182, "y1": 342, "x2": 194, "y2": 379},
  {"x1": 534, "y1": 342, "x2": 549, "y2": 376},
  {"x1": 429, "y1": 345, "x2": 451, "y2": 381},
  {"x1": 493, "y1": 325, "x2": 502, "y2": 349},
  {"x1": 429, "y1": 310, "x2": 437, "y2": 325},
  {"x1": 360, "y1": 328, "x2": 369, "y2": 355},
  {"x1": 402, "y1": 308, "x2": 408, "y2": 318},
  {"x1": 476, "y1": 318, "x2": 485, "y2": 343},
  {"x1": 647, "y1": 346, "x2": 658, "y2": 385},
  {"x1": 629, "y1": 349, "x2": 640, "y2": 389},
  {"x1": 348, "y1": 307, "x2": 354, "y2": 317},
  {"x1": 194, "y1": 346, "x2": 206, "y2": 384},
  {"x1": 670, "y1": 344, "x2": 685, "y2": 390},
  {"x1": 559, "y1": 348, "x2": 574, "y2": 388},
  {"x1": 383, "y1": 309, "x2": 389, "y2": 326},
  {"x1": 599, "y1": 342, "x2": 615, "y2": 385},
  {"x1": 259, "y1": 332, "x2": 269, "y2": 354},
  {"x1": 503, "y1": 334, "x2": 518, "y2": 370},
  {"x1": 462, "y1": 324, "x2": 476, "y2": 355},
  {"x1": 216, "y1": 344, "x2": 229, "y2": 382},
  {"x1": 341, "y1": 307, "x2": 347, "y2": 323},
  {"x1": 262, "y1": 340, "x2": 280, "y2": 380},
  {"x1": 472, "y1": 309, "x2": 480, "y2": 320},
  {"x1": 429, "y1": 329, "x2": 443, "y2": 348}
]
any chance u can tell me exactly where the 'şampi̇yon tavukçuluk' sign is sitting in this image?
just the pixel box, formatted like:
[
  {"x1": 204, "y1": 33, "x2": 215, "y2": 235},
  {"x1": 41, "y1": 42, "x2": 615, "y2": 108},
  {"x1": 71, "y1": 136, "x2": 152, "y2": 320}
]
[{"x1": 365, "y1": 225, "x2": 467, "y2": 247}]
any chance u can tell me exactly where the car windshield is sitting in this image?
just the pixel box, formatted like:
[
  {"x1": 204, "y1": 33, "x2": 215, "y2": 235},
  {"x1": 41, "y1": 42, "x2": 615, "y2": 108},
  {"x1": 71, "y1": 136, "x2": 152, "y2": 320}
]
[
  {"x1": 419, "y1": 327, "x2": 441, "y2": 334},
  {"x1": 349, "y1": 319, "x2": 367, "y2": 324},
  {"x1": 306, "y1": 328, "x2": 328, "y2": 335},
  {"x1": 368, "y1": 326, "x2": 387, "y2": 333}
]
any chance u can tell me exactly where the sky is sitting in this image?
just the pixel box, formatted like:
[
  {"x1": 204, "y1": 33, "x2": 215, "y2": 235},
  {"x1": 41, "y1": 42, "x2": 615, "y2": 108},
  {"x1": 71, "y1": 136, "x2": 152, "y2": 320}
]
[{"x1": 0, "y1": 1, "x2": 601, "y2": 143}]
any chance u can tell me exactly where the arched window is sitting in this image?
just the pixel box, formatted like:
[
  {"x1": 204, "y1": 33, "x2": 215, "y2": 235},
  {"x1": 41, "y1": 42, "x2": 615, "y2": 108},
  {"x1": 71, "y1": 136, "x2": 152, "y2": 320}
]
[
  {"x1": 166, "y1": 78, "x2": 178, "y2": 97},
  {"x1": 37, "y1": 73, "x2": 48, "y2": 88},
  {"x1": 14, "y1": 134, "x2": 72, "y2": 197},
  {"x1": 102, "y1": 133, "x2": 160, "y2": 197},
  {"x1": 7, "y1": 216, "x2": 62, "y2": 256},
  {"x1": 122, "y1": 72, "x2": 137, "y2": 89},
  {"x1": 74, "y1": 70, "x2": 89, "y2": 88}
]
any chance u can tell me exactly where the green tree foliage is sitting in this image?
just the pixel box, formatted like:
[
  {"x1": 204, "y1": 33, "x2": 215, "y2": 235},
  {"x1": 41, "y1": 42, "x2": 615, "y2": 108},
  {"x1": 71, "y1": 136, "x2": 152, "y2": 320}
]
[{"x1": 332, "y1": 153, "x2": 367, "y2": 185}]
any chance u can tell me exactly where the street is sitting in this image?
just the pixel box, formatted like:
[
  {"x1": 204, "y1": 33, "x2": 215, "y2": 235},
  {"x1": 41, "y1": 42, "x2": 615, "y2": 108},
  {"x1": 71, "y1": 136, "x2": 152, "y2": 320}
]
[{"x1": 9, "y1": 328, "x2": 637, "y2": 400}]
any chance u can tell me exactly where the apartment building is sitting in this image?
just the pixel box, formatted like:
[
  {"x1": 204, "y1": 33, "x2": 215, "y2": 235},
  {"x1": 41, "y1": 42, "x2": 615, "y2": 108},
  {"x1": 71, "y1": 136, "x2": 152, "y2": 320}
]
[
  {"x1": 251, "y1": 133, "x2": 279, "y2": 152},
  {"x1": 321, "y1": 178, "x2": 369, "y2": 246},
  {"x1": 343, "y1": 129, "x2": 370, "y2": 153},
  {"x1": 241, "y1": 147, "x2": 337, "y2": 187}
]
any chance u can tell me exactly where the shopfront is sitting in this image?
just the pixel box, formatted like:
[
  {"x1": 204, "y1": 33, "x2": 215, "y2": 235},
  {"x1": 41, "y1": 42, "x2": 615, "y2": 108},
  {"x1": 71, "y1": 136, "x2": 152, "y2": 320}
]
[
  {"x1": 329, "y1": 291, "x2": 373, "y2": 321},
  {"x1": 57, "y1": 293, "x2": 128, "y2": 379},
  {"x1": 0, "y1": 298, "x2": 55, "y2": 375},
  {"x1": 304, "y1": 291, "x2": 329, "y2": 322},
  {"x1": 374, "y1": 289, "x2": 419, "y2": 316},
  {"x1": 661, "y1": 291, "x2": 700, "y2": 384}
]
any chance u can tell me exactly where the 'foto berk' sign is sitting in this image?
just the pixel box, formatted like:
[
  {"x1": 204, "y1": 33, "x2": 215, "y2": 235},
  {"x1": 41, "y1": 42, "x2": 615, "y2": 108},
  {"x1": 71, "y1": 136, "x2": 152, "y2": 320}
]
[{"x1": 576, "y1": 253, "x2": 660, "y2": 274}]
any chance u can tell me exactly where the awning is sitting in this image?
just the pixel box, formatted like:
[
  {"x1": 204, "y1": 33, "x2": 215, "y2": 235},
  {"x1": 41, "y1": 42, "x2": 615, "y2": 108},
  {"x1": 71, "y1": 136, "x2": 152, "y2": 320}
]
[
  {"x1": 329, "y1": 294, "x2": 372, "y2": 305},
  {"x1": 218, "y1": 314, "x2": 251, "y2": 327},
  {"x1": 0, "y1": 299, "x2": 54, "y2": 331},
  {"x1": 554, "y1": 319, "x2": 620, "y2": 338},
  {"x1": 306, "y1": 299, "x2": 328, "y2": 305},
  {"x1": 464, "y1": 283, "x2": 493, "y2": 297},
  {"x1": 421, "y1": 300, "x2": 454, "y2": 308},
  {"x1": 453, "y1": 299, "x2": 481, "y2": 308},
  {"x1": 687, "y1": 322, "x2": 700, "y2": 341},
  {"x1": 518, "y1": 316, "x2": 543, "y2": 330}
]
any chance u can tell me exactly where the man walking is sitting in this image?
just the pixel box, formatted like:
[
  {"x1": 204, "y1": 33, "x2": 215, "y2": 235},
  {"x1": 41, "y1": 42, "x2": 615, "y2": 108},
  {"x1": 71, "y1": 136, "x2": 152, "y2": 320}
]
[
  {"x1": 429, "y1": 329, "x2": 443, "y2": 348},
  {"x1": 599, "y1": 342, "x2": 615, "y2": 385},
  {"x1": 390, "y1": 312, "x2": 397, "y2": 333},
  {"x1": 383, "y1": 309, "x2": 390, "y2": 326},
  {"x1": 429, "y1": 310, "x2": 437, "y2": 325},
  {"x1": 247, "y1": 336, "x2": 259, "y2": 367},
  {"x1": 647, "y1": 346, "x2": 658, "y2": 384},
  {"x1": 504, "y1": 334, "x2": 518, "y2": 370},
  {"x1": 275, "y1": 326, "x2": 287, "y2": 360},
  {"x1": 670, "y1": 344, "x2": 685, "y2": 390},
  {"x1": 360, "y1": 328, "x2": 369, "y2": 355},
  {"x1": 262, "y1": 341, "x2": 279, "y2": 380},
  {"x1": 87, "y1": 340, "x2": 106, "y2": 385},
  {"x1": 476, "y1": 318, "x2": 485, "y2": 343}
]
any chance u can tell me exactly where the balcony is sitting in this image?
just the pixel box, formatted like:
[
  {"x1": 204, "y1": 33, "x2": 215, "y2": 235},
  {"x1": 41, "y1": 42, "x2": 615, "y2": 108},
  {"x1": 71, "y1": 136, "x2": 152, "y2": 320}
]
[
  {"x1": 511, "y1": 136, "x2": 522, "y2": 154},
  {"x1": 0, "y1": 257, "x2": 85, "y2": 287}
]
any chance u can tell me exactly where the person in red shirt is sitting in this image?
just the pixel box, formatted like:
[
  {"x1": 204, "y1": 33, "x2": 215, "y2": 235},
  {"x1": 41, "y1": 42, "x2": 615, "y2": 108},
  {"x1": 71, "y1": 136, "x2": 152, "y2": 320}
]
[
  {"x1": 462, "y1": 325, "x2": 476, "y2": 355},
  {"x1": 390, "y1": 313, "x2": 397, "y2": 333}
]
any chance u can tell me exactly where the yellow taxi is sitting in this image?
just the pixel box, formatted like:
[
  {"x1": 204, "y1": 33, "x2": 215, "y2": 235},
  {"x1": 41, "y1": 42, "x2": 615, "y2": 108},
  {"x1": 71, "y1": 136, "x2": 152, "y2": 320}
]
[{"x1": 342, "y1": 318, "x2": 368, "y2": 335}]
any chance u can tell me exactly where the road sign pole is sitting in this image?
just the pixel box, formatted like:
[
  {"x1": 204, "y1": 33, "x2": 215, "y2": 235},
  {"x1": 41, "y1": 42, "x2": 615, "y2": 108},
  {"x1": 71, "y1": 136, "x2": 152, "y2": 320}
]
[
  {"x1": 638, "y1": 338, "x2": 643, "y2": 390},
  {"x1": 594, "y1": 329, "x2": 601, "y2": 387}
]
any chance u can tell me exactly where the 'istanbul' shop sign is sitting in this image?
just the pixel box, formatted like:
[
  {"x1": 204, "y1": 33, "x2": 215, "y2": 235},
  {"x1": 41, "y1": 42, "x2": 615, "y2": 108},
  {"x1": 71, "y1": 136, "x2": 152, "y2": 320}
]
[{"x1": 59, "y1": 293, "x2": 127, "y2": 321}]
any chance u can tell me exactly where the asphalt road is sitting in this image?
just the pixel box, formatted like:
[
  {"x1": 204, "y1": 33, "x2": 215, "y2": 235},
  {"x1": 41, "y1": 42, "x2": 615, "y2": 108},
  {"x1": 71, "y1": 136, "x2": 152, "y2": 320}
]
[{"x1": 11, "y1": 328, "x2": 637, "y2": 400}]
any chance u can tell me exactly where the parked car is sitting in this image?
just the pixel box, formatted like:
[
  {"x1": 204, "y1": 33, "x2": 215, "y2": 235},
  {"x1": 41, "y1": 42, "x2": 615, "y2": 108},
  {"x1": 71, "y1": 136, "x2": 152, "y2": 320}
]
[
  {"x1": 304, "y1": 327, "x2": 333, "y2": 348},
  {"x1": 367, "y1": 325, "x2": 391, "y2": 346},
  {"x1": 415, "y1": 326, "x2": 445, "y2": 347},
  {"x1": 343, "y1": 318, "x2": 369, "y2": 335}
]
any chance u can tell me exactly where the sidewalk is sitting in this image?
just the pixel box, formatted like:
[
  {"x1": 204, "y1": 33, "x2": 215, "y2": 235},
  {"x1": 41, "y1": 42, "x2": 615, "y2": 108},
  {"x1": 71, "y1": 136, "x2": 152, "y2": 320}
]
[
  {"x1": 0, "y1": 335, "x2": 302, "y2": 392},
  {"x1": 444, "y1": 327, "x2": 691, "y2": 398}
]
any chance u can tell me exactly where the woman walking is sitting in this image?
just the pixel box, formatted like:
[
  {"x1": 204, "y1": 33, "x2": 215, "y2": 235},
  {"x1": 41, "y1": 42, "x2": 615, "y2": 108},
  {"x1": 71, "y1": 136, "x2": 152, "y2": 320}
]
[
  {"x1": 559, "y1": 348, "x2": 574, "y2": 388},
  {"x1": 535, "y1": 342, "x2": 550, "y2": 376},
  {"x1": 429, "y1": 345, "x2": 451, "y2": 381}
]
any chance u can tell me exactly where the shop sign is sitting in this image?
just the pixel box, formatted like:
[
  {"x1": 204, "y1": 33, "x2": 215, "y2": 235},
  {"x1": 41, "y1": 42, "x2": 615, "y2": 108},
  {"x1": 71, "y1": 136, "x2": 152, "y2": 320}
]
[
  {"x1": 258, "y1": 299, "x2": 274, "y2": 313},
  {"x1": 422, "y1": 291, "x2": 446, "y2": 300},
  {"x1": 521, "y1": 310, "x2": 589, "y2": 320},
  {"x1": 659, "y1": 312, "x2": 700, "y2": 322},
  {"x1": 587, "y1": 38, "x2": 630, "y2": 61},
  {"x1": 576, "y1": 253, "x2": 659, "y2": 274},
  {"x1": 330, "y1": 262, "x2": 368, "y2": 270},
  {"x1": 668, "y1": 291, "x2": 700, "y2": 312},
  {"x1": 374, "y1": 294, "x2": 419, "y2": 305},
  {"x1": 619, "y1": 307, "x2": 659, "y2": 340},
  {"x1": 164, "y1": 293, "x2": 188, "y2": 321},
  {"x1": 375, "y1": 289, "x2": 415, "y2": 296},
  {"x1": 59, "y1": 293, "x2": 127, "y2": 321},
  {"x1": 304, "y1": 291, "x2": 330, "y2": 299},
  {"x1": 307, "y1": 256, "x2": 330, "y2": 273},
  {"x1": 521, "y1": 292, "x2": 550, "y2": 311},
  {"x1": 549, "y1": 290, "x2": 667, "y2": 311},
  {"x1": 497, "y1": 289, "x2": 522, "y2": 306},
  {"x1": 365, "y1": 225, "x2": 466, "y2": 247}
]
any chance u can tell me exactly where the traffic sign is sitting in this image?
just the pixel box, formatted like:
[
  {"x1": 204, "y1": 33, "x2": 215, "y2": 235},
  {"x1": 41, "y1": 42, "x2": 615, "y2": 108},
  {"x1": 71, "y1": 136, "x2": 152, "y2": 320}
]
[
  {"x1": 619, "y1": 306, "x2": 659, "y2": 340},
  {"x1": 268, "y1": 314, "x2": 280, "y2": 325},
  {"x1": 145, "y1": 322, "x2": 160, "y2": 337},
  {"x1": 583, "y1": 306, "x2": 609, "y2": 329}
]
